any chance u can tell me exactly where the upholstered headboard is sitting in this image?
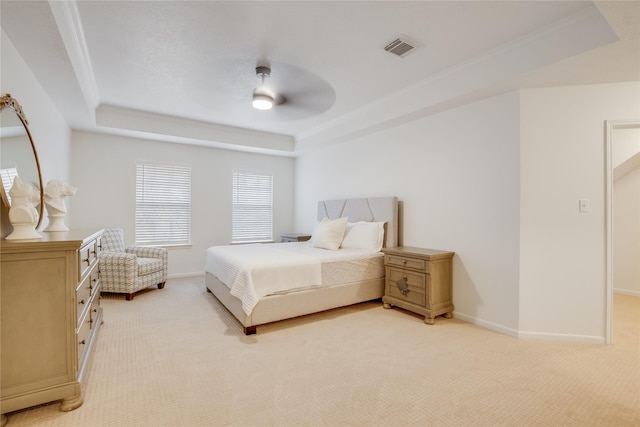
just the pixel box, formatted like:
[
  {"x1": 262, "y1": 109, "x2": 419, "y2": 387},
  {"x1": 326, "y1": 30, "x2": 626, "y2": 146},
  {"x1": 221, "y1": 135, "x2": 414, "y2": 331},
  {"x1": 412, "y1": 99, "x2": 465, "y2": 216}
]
[{"x1": 317, "y1": 196, "x2": 399, "y2": 248}]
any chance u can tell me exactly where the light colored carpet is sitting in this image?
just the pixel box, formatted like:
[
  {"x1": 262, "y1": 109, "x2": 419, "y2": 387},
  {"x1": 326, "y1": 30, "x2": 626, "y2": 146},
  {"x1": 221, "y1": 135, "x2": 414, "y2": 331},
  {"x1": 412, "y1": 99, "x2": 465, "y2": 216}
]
[{"x1": 4, "y1": 277, "x2": 639, "y2": 427}]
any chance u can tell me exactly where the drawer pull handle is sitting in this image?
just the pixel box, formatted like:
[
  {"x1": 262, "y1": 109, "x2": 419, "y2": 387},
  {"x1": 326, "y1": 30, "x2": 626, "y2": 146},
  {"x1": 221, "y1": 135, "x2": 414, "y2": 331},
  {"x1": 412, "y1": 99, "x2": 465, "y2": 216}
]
[
  {"x1": 83, "y1": 258, "x2": 90, "y2": 265},
  {"x1": 79, "y1": 299, "x2": 85, "y2": 305},
  {"x1": 79, "y1": 339, "x2": 86, "y2": 345},
  {"x1": 395, "y1": 277, "x2": 410, "y2": 295},
  {"x1": 402, "y1": 259, "x2": 407, "y2": 264}
]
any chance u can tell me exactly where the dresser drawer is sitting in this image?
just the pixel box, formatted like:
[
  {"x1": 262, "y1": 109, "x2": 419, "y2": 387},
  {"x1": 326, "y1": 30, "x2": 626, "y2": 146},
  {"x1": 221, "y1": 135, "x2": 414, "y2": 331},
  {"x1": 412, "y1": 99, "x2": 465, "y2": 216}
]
[
  {"x1": 89, "y1": 268, "x2": 99, "y2": 296},
  {"x1": 78, "y1": 239, "x2": 98, "y2": 280},
  {"x1": 76, "y1": 273, "x2": 92, "y2": 323},
  {"x1": 90, "y1": 291, "x2": 101, "y2": 329},
  {"x1": 385, "y1": 254, "x2": 428, "y2": 272},
  {"x1": 77, "y1": 309, "x2": 91, "y2": 364}
]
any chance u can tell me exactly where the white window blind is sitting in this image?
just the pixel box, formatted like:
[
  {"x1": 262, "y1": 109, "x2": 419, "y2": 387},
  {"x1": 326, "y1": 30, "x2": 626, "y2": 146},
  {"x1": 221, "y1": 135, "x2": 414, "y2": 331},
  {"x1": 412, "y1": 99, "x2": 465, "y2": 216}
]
[
  {"x1": 232, "y1": 170, "x2": 273, "y2": 243},
  {"x1": 0, "y1": 166, "x2": 18, "y2": 204},
  {"x1": 136, "y1": 162, "x2": 191, "y2": 246}
]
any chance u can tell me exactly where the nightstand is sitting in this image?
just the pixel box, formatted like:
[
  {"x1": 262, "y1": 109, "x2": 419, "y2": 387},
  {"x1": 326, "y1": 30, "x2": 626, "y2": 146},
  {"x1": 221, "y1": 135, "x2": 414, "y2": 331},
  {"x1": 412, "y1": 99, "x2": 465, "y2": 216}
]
[
  {"x1": 280, "y1": 233, "x2": 311, "y2": 243},
  {"x1": 382, "y1": 246, "x2": 454, "y2": 325}
]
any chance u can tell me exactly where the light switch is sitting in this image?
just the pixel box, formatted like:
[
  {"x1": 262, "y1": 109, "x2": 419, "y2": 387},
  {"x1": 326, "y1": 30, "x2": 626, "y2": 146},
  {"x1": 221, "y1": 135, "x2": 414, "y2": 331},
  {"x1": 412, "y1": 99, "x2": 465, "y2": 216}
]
[{"x1": 579, "y1": 199, "x2": 589, "y2": 213}]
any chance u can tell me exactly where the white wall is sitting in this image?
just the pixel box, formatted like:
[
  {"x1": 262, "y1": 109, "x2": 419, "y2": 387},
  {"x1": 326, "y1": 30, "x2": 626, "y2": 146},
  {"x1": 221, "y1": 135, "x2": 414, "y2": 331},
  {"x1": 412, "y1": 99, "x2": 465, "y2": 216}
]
[
  {"x1": 1, "y1": 30, "x2": 70, "y2": 236},
  {"x1": 519, "y1": 82, "x2": 640, "y2": 342},
  {"x1": 69, "y1": 131, "x2": 295, "y2": 276},
  {"x1": 0, "y1": 30, "x2": 70, "y2": 187},
  {"x1": 296, "y1": 91, "x2": 522, "y2": 334}
]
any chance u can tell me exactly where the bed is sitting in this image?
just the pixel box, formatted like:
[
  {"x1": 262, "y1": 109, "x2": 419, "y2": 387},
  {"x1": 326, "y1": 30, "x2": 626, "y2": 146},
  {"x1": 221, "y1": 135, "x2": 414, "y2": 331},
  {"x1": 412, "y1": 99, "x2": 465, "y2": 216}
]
[{"x1": 205, "y1": 196, "x2": 399, "y2": 335}]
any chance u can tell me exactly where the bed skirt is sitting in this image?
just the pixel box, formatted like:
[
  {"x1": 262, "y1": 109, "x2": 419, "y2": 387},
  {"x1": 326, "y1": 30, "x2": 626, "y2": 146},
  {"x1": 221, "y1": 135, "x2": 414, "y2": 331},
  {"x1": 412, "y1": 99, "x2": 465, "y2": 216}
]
[{"x1": 205, "y1": 272, "x2": 384, "y2": 335}]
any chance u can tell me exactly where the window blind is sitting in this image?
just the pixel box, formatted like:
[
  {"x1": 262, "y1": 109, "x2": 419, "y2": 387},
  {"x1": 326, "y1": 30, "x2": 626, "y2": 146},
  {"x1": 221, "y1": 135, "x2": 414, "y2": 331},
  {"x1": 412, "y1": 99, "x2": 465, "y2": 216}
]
[
  {"x1": 232, "y1": 170, "x2": 273, "y2": 243},
  {"x1": 136, "y1": 162, "x2": 191, "y2": 246},
  {"x1": 0, "y1": 166, "x2": 18, "y2": 204}
]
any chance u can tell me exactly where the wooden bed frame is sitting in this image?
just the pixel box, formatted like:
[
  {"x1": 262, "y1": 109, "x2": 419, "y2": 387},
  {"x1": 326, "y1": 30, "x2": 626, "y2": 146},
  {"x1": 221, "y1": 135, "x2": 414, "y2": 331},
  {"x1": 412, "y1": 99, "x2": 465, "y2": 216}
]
[{"x1": 205, "y1": 196, "x2": 399, "y2": 335}]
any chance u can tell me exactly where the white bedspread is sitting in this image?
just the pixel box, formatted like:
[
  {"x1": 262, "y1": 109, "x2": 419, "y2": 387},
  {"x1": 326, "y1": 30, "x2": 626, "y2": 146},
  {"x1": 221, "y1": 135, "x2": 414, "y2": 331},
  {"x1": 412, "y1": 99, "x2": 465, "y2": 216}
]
[{"x1": 206, "y1": 243, "x2": 322, "y2": 316}]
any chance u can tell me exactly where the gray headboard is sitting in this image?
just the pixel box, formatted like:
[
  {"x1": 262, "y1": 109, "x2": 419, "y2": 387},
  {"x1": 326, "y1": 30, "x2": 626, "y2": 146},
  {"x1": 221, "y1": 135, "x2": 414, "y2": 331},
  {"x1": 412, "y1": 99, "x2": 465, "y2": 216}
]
[{"x1": 317, "y1": 196, "x2": 399, "y2": 248}]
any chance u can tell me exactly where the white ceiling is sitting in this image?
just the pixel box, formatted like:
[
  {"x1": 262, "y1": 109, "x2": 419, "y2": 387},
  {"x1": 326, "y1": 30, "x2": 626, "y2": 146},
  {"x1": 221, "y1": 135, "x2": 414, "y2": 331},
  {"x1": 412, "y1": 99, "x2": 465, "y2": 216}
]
[{"x1": 1, "y1": 1, "x2": 639, "y2": 155}]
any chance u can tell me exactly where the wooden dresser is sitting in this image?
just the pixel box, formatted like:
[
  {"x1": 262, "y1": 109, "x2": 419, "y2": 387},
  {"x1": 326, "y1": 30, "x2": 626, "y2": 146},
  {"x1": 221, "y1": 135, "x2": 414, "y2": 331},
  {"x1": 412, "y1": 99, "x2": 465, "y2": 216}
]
[
  {"x1": 0, "y1": 229, "x2": 103, "y2": 426},
  {"x1": 382, "y1": 246, "x2": 454, "y2": 325}
]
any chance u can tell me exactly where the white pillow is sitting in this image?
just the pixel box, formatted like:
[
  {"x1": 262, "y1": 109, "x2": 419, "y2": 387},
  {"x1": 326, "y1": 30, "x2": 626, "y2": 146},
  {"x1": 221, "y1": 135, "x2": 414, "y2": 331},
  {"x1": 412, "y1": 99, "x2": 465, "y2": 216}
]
[
  {"x1": 312, "y1": 217, "x2": 348, "y2": 250},
  {"x1": 341, "y1": 221, "x2": 385, "y2": 251}
]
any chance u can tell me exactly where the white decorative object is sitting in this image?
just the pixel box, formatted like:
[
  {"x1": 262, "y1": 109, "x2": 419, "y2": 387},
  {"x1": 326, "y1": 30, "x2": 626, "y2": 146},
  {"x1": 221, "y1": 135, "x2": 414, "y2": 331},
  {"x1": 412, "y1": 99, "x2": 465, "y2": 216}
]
[
  {"x1": 6, "y1": 176, "x2": 41, "y2": 240},
  {"x1": 44, "y1": 180, "x2": 77, "y2": 232}
]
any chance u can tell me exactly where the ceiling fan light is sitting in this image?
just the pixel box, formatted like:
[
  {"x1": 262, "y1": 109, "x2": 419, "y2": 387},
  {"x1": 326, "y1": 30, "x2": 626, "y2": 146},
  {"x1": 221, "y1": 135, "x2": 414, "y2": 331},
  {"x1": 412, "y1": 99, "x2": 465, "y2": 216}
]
[{"x1": 252, "y1": 93, "x2": 273, "y2": 110}]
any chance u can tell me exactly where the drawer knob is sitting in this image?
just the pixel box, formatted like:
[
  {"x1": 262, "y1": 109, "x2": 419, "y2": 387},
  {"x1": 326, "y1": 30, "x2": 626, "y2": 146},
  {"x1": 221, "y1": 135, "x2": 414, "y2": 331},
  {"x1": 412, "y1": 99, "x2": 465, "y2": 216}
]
[
  {"x1": 395, "y1": 277, "x2": 410, "y2": 295},
  {"x1": 83, "y1": 257, "x2": 90, "y2": 265},
  {"x1": 79, "y1": 299, "x2": 85, "y2": 305},
  {"x1": 402, "y1": 259, "x2": 407, "y2": 264},
  {"x1": 79, "y1": 339, "x2": 86, "y2": 345}
]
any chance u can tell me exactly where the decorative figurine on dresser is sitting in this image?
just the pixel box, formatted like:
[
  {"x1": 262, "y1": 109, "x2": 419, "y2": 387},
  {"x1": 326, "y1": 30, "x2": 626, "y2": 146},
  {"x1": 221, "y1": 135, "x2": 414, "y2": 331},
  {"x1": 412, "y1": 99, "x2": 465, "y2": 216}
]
[
  {"x1": 382, "y1": 246, "x2": 455, "y2": 325},
  {"x1": 0, "y1": 94, "x2": 103, "y2": 426},
  {"x1": 43, "y1": 179, "x2": 77, "y2": 232}
]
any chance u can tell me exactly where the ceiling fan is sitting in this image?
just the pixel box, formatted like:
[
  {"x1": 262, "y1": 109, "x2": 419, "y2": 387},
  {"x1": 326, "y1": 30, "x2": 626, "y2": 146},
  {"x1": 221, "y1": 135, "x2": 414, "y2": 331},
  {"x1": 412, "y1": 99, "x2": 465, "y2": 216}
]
[{"x1": 249, "y1": 63, "x2": 336, "y2": 119}]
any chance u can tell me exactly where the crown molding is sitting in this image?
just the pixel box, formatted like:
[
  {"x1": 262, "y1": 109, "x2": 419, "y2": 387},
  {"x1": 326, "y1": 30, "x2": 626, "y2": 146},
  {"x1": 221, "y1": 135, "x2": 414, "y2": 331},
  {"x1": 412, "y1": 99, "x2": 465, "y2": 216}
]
[{"x1": 48, "y1": 0, "x2": 100, "y2": 123}]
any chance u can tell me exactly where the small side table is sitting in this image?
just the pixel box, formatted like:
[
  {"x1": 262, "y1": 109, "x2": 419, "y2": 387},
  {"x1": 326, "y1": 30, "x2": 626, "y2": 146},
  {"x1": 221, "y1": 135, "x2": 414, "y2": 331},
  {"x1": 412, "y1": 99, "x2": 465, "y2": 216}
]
[
  {"x1": 382, "y1": 246, "x2": 454, "y2": 325},
  {"x1": 280, "y1": 233, "x2": 311, "y2": 243}
]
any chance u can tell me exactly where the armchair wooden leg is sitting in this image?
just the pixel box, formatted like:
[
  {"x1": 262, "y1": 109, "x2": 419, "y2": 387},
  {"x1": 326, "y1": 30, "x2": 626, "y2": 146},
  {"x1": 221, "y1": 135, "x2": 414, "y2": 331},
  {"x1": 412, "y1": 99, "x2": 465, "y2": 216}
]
[
  {"x1": 157, "y1": 281, "x2": 166, "y2": 289},
  {"x1": 125, "y1": 293, "x2": 135, "y2": 301}
]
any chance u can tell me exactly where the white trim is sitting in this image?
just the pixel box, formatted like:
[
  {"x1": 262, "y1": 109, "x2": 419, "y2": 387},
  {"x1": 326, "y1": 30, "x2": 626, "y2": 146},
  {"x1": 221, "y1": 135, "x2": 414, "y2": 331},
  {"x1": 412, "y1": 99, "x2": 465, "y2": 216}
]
[
  {"x1": 604, "y1": 119, "x2": 640, "y2": 345},
  {"x1": 452, "y1": 312, "x2": 519, "y2": 338},
  {"x1": 614, "y1": 289, "x2": 640, "y2": 297},
  {"x1": 48, "y1": 0, "x2": 100, "y2": 119},
  {"x1": 518, "y1": 331, "x2": 605, "y2": 345},
  {"x1": 167, "y1": 272, "x2": 204, "y2": 280}
]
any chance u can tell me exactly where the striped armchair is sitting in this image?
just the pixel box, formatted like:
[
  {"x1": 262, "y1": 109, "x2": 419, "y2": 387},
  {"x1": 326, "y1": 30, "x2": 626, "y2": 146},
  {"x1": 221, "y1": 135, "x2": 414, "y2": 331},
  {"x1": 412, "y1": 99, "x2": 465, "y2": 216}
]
[{"x1": 99, "y1": 228, "x2": 168, "y2": 300}]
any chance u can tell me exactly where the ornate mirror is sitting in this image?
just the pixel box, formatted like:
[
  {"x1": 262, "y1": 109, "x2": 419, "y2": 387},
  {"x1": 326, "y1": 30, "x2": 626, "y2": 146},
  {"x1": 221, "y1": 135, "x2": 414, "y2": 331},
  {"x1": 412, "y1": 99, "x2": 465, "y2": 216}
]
[{"x1": 0, "y1": 94, "x2": 44, "y2": 229}]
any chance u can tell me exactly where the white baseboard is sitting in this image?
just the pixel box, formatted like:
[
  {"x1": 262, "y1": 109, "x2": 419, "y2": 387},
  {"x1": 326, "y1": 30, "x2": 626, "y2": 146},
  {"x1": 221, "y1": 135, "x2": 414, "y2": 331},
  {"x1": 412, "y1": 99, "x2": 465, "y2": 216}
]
[
  {"x1": 454, "y1": 311, "x2": 605, "y2": 344},
  {"x1": 453, "y1": 312, "x2": 519, "y2": 338},
  {"x1": 517, "y1": 330, "x2": 605, "y2": 344},
  {"x1": 167, "y1": 272, "x2": 205, "y2": 280},
  {"x1": 614, "y1": 288, "x2": 640, "y2": 297}
]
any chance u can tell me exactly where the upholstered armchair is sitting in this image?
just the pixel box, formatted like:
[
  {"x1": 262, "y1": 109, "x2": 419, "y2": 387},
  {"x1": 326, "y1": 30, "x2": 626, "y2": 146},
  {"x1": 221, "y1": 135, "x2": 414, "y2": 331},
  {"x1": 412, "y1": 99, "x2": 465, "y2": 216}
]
[{"x1": 99, "y1": 228, "x2": 168, "y2": 300}]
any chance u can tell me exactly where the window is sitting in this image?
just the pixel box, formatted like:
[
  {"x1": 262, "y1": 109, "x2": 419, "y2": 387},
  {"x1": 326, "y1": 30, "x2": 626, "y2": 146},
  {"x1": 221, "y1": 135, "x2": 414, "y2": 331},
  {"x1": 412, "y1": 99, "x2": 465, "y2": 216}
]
[
  {"x1": 232, "y1": 170, "x2": 273, "y2": 243},
  {"x1": 136, "y1": 161, "x2": 191, "y2": 246},
  {"x1": 0, "y1": 165, "x2": 18, "y2": 204}
]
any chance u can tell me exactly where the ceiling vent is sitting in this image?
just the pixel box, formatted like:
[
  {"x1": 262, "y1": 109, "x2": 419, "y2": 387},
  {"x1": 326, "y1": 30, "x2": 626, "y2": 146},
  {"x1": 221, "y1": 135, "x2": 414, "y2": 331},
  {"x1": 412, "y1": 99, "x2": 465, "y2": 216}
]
[{"x1": 384, "y1": 38, "x2": 416, "y2": 58}]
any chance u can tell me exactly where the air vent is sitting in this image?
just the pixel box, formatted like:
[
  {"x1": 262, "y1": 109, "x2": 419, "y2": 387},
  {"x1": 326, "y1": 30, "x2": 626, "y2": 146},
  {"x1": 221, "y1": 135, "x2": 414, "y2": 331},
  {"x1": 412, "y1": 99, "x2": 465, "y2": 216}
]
[{"x1": 384, "y1": 38, "x2": 415, "y2": 57}]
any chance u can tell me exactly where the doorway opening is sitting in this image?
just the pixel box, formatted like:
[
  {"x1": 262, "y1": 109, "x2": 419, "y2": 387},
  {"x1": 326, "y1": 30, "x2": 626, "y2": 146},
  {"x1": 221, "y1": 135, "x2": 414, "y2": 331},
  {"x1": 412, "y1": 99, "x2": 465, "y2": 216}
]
[{"x1": 605, "y1": 120, "x2": 640, "y2": 344}]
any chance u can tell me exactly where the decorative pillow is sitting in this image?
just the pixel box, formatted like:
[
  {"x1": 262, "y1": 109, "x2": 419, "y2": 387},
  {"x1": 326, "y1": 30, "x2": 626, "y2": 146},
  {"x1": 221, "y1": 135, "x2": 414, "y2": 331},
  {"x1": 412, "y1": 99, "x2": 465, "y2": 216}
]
[
  {"x1": 341, "y1": 221, "x2": 385, "y2": 251},
  {"x1": 312, "y1": 217, "x2": 348, "y2": 250}
]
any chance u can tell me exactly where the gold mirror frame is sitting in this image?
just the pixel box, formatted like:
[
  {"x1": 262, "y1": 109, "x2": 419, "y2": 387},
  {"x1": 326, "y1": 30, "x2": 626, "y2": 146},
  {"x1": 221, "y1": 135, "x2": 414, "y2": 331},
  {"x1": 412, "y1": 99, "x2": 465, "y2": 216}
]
[{"x1": 0, "y1": 93, "x2": 44, "y2": 229}]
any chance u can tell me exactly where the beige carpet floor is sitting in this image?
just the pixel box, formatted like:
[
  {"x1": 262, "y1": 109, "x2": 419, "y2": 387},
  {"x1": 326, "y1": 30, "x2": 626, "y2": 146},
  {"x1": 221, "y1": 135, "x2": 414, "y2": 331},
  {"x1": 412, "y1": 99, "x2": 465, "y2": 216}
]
[{"x1": 4, "y1": 277, "x2": 639, "y2": 427}]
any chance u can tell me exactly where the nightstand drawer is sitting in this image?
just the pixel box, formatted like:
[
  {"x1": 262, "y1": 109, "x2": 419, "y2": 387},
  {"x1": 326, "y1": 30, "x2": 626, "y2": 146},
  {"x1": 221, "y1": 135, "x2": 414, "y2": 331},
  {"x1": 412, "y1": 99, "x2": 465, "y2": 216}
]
[
  {"x1": 280, "y1": 233, "x2": 311, "y2": 243},
  {"x1": 386, "y1": 280, "x2": 425, "y2": 306},
  {"x1": 387, "y1": 267, "x2": 426, "y2": 290},
  {"x1": 385, "y1": 254, "x2": 428, "y2": 272}
]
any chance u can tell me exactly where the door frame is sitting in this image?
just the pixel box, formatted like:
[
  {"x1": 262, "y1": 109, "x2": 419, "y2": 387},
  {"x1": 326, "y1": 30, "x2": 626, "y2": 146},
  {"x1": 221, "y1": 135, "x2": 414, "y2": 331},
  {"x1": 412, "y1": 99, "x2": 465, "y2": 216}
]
[{"x1": 604, "y1": 119, "x2": 640, "y2": 344}]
